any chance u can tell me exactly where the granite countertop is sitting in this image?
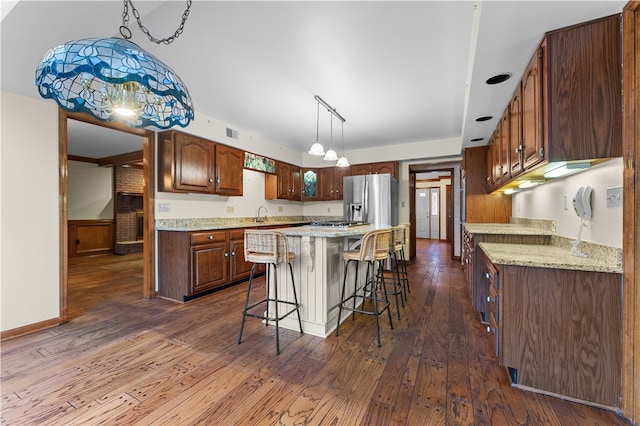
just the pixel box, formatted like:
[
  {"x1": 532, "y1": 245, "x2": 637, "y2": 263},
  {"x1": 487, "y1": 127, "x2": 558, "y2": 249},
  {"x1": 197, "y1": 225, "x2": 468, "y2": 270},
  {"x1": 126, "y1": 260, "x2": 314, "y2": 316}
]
[
  {"x1": 277, "y1": 224, "x2": 392, "y2": 238},
  {"x1": 155, "y1": 217, "x2": 313, "y2": 231},
  {"x1": 464, "y1": 223, "x2": 555, "y2": 236},
  {"x1": 479, "y1": 242, "x2": 623, "y2": 274}
]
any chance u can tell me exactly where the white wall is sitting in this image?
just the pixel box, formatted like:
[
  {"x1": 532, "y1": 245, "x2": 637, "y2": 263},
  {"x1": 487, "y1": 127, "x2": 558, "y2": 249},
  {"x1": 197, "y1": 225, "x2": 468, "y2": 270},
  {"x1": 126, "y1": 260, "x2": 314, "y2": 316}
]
[
  {"x1": 68, "y1": 160, "x2": 113, "y2": 220},
  {"x1": 1, "y1": 92, "x2": 60, "y2": 331},
  {"x1": 512, "y1": 157, "x2": 623, "y2": 248},
  {"x1": 416, "y1": 177, "x2": 452, "y2": 240}
]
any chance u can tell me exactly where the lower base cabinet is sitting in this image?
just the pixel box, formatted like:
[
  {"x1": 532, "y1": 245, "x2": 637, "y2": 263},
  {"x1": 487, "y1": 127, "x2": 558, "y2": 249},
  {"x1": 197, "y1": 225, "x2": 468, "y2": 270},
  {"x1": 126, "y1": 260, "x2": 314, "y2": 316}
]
[
  {"x1": 480, "y1": 248, "x2": 622, "y2": 408},
  {"x1": 158, "y1": 228, "x2": 256, "y2": 302}
]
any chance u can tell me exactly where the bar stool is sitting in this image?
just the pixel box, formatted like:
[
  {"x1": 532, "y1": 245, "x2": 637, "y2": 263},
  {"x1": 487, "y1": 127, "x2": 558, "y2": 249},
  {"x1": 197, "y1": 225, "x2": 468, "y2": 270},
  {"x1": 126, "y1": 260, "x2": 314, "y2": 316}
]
[
  {"x1": 238, "y1": 229, "x2": 303, "y2": 355},
  {"x1": 398, "y1": 222, "x2": 411, "y2": 296},
  {"x1": 336, "y1": 228, "x2": 394, "y2": 347},
  {"x1": 391, "y1": 223, "x2": 410, "y2": 300},
  {"x1": 380, "y1": 225, "x2": 406, "y2": 320}
]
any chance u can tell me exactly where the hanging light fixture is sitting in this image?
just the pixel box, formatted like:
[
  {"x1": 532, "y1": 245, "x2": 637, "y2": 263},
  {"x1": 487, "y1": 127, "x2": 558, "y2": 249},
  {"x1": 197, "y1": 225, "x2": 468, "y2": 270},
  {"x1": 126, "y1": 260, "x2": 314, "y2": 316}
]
[
  {"x1": 336, "y1": 121, "x2": 350, "y2": 167},
  {"x1": 310, "y1": 95, "x2": 346, "y2": 165},
  {"x1": 35, "y1": 0, "x2": 194, "y2": 130},
  {"x1": 323, "y1": 113, "x2": 338, "y2": 161},
  {"x1": 308, "y1": 99, "x2": 325, "y2": 156}
]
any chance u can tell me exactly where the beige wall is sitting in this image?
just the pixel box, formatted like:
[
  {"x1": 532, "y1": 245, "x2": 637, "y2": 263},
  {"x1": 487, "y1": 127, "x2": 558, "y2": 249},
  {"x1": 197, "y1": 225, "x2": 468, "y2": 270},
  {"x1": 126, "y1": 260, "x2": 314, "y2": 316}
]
[
  {"x1": 68, "y1": 160, "x2": 114, "y2": 220},
  {"x1": 512, "y1": 157, "x2": 623, "y2": 248},
  {"x1": 1, "y1": 92, "x2": 60, "y2": 331}
]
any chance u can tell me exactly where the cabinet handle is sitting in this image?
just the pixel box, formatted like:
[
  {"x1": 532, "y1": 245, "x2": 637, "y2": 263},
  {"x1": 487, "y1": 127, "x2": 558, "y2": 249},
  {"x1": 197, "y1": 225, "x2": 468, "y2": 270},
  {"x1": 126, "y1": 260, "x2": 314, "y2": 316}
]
[
  {"x1": 487, "y1": 326, "x2": 495, "y2": 334},
  {"x1": 487, "y1": 296, "x2": 495, "y2": 303},
  {"x1": 208, "y1": 235, "x2": 213, "y2": 240},
  {"x1": 208, "y1": 177, "x2": 213, "y2": 184},
  {"x1": 485, "y1": 272, "x2": 492, "y2": 280},
  {"x1": 224, "y1": 252, "x2": 229, "y2": 258},
  {"x1": 231, "y1": 250, "x2": 236, "y2": 256}
]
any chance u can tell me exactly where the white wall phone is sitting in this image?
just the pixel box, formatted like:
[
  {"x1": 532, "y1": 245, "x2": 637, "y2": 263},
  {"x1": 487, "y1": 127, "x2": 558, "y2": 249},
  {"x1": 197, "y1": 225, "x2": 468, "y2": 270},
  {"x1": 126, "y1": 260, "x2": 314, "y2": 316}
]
[
  {"x1": 572, "y1": 185, "x2": 593, "y2": 221},
  {"x1": 570, "y1": 185, "x2": 593, "y2": 257}
]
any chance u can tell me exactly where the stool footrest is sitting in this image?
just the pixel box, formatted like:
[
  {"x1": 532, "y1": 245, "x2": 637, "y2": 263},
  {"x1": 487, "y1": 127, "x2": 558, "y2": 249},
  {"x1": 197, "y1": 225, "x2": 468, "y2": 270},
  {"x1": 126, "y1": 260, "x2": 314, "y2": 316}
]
[
  {"x1": 243, "y1": 298, "x2": 300, "y2": 322},
  {"x1": 338, "y1": 294, "x2": 390, "y2": 316}
]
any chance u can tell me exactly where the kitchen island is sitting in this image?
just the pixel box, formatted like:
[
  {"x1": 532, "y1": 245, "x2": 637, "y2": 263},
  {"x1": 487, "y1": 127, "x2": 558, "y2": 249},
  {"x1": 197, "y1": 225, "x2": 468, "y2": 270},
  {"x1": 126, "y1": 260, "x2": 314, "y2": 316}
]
[{"x1": 268, "y1": 224, "x2": 393, "y2": 337}]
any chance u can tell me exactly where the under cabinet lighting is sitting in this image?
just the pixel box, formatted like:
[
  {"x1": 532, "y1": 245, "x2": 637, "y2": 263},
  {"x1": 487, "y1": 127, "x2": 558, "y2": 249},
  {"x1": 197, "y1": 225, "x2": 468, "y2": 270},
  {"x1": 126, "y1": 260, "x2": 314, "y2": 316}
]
[
  {"x1": 543, "y1": 162, "x2": 591, "y2": 179},
  {"x1": 518, "y1": 180, "x2": 543, "y2": 189}
]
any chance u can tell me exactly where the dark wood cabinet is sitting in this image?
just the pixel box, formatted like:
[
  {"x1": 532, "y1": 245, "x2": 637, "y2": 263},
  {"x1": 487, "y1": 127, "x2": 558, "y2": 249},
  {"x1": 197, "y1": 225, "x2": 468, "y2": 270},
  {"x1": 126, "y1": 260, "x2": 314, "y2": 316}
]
[
  {"x1": 265, "y1": 162, "x2": 301, "y2": 201},
  {"x1": 351, "y1": 161, "x2": 398, "y2": 178},
  {"x1": 481, "y1": 249, "x2": 622, "y2": 407},
  {"x1": 521, "y1": 50, "x2": 544, "y2": 170},
  {"x1": 191, "y1": 231, "x2": 229, "y2": 293},
  {"x1": 319, "y1": 167, "x2": 351, "y2": 200},
  {"x1": 157, "y1": 130, "x2": 243, "y2": 196},
  {"x1": 483, "y1": 14, "x2": 622, "y2": 192},
  {"x1": 544, "y1": 15, "x2": 622, "y2": 161},
  {"x1": 159, "y1": 227, "x2": 264, "y2": 302},
  {"x1": 509, "y1": 85, "x2": 523, "y2": 177},
  {"x1": 214, "y1": 144, "x2": 244, "y2": 196},
  {"x1": 462, "y1": 146, "x2": 512, "y2": 223}
]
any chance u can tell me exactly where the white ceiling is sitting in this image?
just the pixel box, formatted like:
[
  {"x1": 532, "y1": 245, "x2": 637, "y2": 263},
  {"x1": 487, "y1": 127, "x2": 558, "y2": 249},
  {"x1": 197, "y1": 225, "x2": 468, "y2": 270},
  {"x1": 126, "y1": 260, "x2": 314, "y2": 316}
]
[{"x1": 1, "y1": 1, "x2": 627, "y2": 161}]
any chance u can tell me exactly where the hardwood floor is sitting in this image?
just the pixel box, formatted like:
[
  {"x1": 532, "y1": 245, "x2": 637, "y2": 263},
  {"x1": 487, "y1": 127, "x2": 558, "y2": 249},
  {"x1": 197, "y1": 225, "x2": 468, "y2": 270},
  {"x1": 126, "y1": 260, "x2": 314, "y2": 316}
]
[{"x1": 1, "y1": 240, "x2": 632, "y2": 425}]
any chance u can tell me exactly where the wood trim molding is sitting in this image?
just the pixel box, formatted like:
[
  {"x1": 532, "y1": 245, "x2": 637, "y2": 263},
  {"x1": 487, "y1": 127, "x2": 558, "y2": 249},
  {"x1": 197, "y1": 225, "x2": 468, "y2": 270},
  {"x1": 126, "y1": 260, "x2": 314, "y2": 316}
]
[
  {"x1": 0, "y1": 318, "x2": 61, "y2": 341},
  {"x1": 60, "y1": 111, "x2": 156, "y2": 321},
  {"x1": 622, "y1": 1, "x2": 639, "y2": 423}
]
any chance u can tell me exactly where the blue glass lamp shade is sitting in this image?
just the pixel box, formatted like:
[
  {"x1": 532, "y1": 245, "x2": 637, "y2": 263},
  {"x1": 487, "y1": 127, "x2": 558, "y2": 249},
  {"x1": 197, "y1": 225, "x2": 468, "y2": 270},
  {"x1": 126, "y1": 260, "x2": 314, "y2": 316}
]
[{"x1": 35, "y1": 37, "x2": 193, "y2": 129}]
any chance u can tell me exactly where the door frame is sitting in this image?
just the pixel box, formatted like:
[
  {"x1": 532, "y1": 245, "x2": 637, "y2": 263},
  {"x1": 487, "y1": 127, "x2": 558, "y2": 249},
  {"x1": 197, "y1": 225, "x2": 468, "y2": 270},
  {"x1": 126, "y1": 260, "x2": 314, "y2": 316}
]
[
  {"x1": 409, "y1": 167, "x2": 455, "y2": 260},
  {"x1": 58, "y1": 111, "x2": 156, "y2": 323}
]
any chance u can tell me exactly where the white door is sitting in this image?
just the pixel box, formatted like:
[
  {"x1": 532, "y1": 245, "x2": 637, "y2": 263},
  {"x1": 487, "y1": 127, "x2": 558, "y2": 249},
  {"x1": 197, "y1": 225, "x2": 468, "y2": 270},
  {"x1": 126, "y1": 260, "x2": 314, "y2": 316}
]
[
  {"x1": 416, "y1": 189, "x2": 429, "y2": 238},
  {"x1": 430, "y1": 188, "x2": 440, "y2": 239}
]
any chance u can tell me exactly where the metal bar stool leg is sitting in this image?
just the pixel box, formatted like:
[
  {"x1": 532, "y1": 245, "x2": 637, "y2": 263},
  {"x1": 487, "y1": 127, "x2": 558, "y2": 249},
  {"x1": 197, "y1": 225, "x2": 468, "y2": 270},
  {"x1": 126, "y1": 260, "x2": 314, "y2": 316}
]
[{"x1": 289, "y1": 262, "x2": 303, "y2": 333}]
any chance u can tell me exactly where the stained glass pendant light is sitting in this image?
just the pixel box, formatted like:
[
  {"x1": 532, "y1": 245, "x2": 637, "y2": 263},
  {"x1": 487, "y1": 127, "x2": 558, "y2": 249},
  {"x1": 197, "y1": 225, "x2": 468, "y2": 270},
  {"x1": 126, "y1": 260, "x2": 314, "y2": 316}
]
[{"x1": 35, "y1": 0, "x2": 194, "y2": 129}]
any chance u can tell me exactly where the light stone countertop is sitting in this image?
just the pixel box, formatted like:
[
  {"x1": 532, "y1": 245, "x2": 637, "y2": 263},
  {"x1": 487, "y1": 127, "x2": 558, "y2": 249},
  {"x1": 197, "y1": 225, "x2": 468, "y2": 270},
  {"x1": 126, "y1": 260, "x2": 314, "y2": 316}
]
[
  {"x1": 155, "y1": 216, "x2": 314, "y2": 231},
  {"x1": 479, "y1": 242, "x2": 623, "y2": 274},
  {"x1": 464, "y1": 223, "x2": 555, "y2": 236},
  {"x1": 277, "y1": 224, "x2": 393, "y2": 238}
]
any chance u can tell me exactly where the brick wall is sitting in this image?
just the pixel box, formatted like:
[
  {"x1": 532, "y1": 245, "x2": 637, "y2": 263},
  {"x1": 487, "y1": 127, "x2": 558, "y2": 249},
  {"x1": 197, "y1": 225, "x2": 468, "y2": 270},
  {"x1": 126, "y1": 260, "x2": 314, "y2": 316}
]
[{"x1": 115, "y1": 166, "x2": 143, "y2": 253}]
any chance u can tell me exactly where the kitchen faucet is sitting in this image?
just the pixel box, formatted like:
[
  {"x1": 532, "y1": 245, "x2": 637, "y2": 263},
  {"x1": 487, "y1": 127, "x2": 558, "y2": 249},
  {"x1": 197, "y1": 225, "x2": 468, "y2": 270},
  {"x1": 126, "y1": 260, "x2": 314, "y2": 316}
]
[{"x1": 256, "y1": 205, "x2": 268, "y2": 222}]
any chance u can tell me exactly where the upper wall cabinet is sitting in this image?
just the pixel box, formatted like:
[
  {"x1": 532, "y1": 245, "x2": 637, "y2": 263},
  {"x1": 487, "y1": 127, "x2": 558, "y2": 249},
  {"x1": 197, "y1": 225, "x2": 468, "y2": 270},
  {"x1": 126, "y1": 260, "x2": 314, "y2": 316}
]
[
  {"x1": 485, "y1": 14, "x2": 622, "y2": 193},
  {"x1": 265, "y1": 161, "x2": 301, "y2": 201},
  {"x1": 543, "y1": 14, "x2": 622, "y2": 161},
  {"x1": 351, "y1": 161, "x2": 398, "y2": 178},
  {"x1": 157, "y1": 130, "x2": 243, "y2": 196}
]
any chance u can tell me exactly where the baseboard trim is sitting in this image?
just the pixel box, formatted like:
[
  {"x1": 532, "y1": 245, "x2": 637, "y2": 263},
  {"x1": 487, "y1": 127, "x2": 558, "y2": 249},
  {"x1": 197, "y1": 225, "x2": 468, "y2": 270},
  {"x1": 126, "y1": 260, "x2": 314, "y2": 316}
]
[{"x1": 1, "y1": 317, "x2": 60, "y2": 341}]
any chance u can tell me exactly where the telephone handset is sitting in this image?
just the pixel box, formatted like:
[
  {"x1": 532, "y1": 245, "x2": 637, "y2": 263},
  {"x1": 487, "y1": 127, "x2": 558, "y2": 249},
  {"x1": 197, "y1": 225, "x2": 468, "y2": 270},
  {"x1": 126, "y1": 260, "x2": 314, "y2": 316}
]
[{"x1": 572, "y1": 185, "x2": 593, "y2": 221}]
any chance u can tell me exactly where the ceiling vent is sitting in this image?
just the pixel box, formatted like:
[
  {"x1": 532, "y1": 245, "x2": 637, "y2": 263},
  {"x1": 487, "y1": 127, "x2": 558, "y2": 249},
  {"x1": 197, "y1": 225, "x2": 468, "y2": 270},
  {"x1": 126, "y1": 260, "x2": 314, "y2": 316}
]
[{"x1": 226, "y1": 128, "x2": 239, "y2": 139}]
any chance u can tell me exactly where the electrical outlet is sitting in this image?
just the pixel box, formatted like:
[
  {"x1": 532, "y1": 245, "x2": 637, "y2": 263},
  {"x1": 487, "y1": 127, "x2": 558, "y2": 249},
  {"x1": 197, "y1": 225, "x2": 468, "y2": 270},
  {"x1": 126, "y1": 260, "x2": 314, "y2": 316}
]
[
  {"x1": 563, "y1": 194, "x2": 568, "y2": 210},
  {"x1": 606, "y1": 186, "x2": 623, "y2": 208},
  {"x1": 327, "y1": 207, "x2": 331, "y2": 213},
  {"x1": 278, "y1": 206, "x2": 283, "y2": 212},
  {"x1": 226, "y1": 206, "x2": 234, "y2": 213},
  {"x1": 158, "y1": 203, "x2": 170, "y2": 212}
]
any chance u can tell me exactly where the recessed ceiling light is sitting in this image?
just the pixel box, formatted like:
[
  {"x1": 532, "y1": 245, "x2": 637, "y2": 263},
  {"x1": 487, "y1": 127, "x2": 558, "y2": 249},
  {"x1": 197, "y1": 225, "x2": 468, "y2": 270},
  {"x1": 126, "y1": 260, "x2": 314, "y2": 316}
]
[
  {"x1": 475, "y1": 116, "x2": 493, "y2": 122},
  {"x1": 470, "y1": 137, "x2": 484, "y2": 142},
  {"x1": 486, "y1": 73, "x2": 512, "y2": 85}
]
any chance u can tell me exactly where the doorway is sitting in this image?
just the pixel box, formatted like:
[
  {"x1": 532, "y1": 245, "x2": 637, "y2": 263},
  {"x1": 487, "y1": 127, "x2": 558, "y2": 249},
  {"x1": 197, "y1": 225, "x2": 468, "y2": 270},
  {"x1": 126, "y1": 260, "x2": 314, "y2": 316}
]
[
  {"x1": 59, "y1": 111, "x2": 156, "y2": 324},
  {"x1": 415, "y1": 188, "x2": 440, "y2": 239}
]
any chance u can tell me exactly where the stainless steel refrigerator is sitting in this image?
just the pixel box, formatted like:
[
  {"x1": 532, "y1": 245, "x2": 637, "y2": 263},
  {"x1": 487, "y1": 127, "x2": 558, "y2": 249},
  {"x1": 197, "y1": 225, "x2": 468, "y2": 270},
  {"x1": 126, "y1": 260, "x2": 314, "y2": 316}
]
[{"x1": 343, "y1": 173, "x2": 398, "y2": 226}]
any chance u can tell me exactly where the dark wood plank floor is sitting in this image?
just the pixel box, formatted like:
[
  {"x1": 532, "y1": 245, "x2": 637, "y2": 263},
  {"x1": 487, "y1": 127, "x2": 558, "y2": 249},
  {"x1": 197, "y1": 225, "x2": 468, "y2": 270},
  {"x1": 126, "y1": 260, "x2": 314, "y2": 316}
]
[{"x1": 1, "y1": 240, "x2": 632, "y2": 425}]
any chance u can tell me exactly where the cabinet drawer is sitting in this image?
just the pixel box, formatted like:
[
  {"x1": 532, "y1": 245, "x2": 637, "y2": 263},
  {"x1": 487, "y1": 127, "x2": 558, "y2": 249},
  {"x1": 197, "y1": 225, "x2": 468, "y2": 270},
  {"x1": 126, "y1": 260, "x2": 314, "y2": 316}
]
[
  {"x1": 229, "y1": 229, "x2": 245, "y2": 241},
  {"x1": 191, "y1": 230, "x2": 227, "y2": 245},
  {"x1": 488, "y1": 284, "x2": 498, "y2": 323},
  {"x1": 488, "y1": 312, "x2": 500, "y2": 358}
]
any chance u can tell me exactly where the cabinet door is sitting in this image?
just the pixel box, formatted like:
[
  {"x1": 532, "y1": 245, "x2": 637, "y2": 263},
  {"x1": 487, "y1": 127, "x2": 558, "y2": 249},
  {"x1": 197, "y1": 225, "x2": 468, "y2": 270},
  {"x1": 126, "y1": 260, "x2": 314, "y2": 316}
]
[
  {"x1": 374, "y1": 161, "x2": 397, "y2": 178},
  {"x1": 302, "y1": 169, "x2": 320, "y2": 200},
  {"x1": 490, "y1": 130, "x2": 502, "y2": 188},
  {"x1": 521, "y1": 49, "x2": 544, "y2": 170},
  {"x1": 230, "y1": 237, "x2": 253, "y2": 281},
  {"x1": 352, "y1": 163, "x2": 373, "y2": 176},
  {"x1": 333, "y1": 166, "x2": 351, "y2": 200},
  {"x1": 320, "y1": 168, "x2": 335, "y2": 200},
  {"x1": 276, "y1": 162, "x2": 292, "y2": 199},
  {"x1": 215, "y1": 144, "x2": 243, "y2": 196},
  {"x1": 191, "y1": 242, "x2": 228, "y2": 293},
  {"x1": 290, "y1": 165, "x2": 301, "y2": 201},
  {"x1": 174, "y1": 133, "x2": 216, "y2": 193},
  {"x1": 509, "y1": 85, "x2": 523, "y2": 177},
  {"x1": 498, "y1": 114, "x2": 510, "y2": 184}
]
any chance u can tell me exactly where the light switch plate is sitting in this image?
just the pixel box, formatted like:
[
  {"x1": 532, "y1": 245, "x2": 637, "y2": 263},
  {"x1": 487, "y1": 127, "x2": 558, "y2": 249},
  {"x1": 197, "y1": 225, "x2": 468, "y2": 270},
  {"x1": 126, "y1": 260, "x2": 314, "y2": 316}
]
[
  {"x1": 158, "y1": 203, "x2": 170, "y2": 212},
  {"x1": 606, "y1": 186, "x2": 622, "y2": 208}
]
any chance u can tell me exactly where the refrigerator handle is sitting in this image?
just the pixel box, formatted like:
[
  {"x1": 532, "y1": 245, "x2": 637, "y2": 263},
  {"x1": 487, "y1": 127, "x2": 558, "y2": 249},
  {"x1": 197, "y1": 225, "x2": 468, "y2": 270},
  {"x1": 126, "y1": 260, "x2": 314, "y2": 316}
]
[{"x1": 363, "y1": 180, "x2": 369, "y2": 222}]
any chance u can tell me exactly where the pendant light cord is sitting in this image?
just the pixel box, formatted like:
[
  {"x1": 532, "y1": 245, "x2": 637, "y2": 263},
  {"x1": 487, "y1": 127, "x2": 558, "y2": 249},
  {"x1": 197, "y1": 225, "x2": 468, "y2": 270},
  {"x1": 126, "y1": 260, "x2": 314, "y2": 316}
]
[{"x1": 120, "y1": 0, "x2": 192, "y2": 45}]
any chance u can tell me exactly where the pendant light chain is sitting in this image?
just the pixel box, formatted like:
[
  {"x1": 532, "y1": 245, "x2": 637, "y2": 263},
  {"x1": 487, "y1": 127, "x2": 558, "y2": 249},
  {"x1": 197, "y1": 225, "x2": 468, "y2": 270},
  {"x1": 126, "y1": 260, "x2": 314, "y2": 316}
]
[{"x1": 120, "y1": 0, "x2": 192, "y2": 45}]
